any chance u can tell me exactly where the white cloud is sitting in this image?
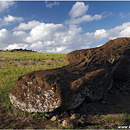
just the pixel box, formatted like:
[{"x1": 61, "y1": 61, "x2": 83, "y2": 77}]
[
  {"x1": 101, "y1": 11, "x2": 114, "y2": 18},
  {"x1": 45, "y1": 1, "x2": 59, "y2": 8},
  {"x1": 82, "y1": 22, "x2": 130, "y2": 46},
  {"x1": 0, "y1": 15, "x2": 23, "y2": 27},
  {"x1": 12, "y1": 31, "x2": 27, "y2": 43},
  {"x1": 94, "y1": 29, "x2": 106, "y2": 36},
  {"x1": 46, "y1": 46, "x2": 68, "y2": 53},
  {"x1": 108, "y1": 22, "x2": 130, "y2": 39},
  {"x1": 65, "y1": 2, "x2": 102, "y2": 25},
  {"x1": 0, "y1": 28, "x2": 13, "y2": 49},
  {"x1": 6, "y1": 43, "x2": 28, "y2": 50},
  {"x1": 0, "y1": 28, "x2": 27, "y2": 50},
  {"x1": 69, "y1": 2, "x2": 89, "y2": 18},
  {"x1": 0, "y1": 18, "x2": 7, "y2": 27},
  {"x1": 4, "y1": 15, "x2": 23, "y2": 22},
  {"x1": 1, "y1": 1, "x2": 130, "y2": 53},
  {"x1": 119, "y1": 26, "x2": 130, "y2": 37},
  {"x1": 119, "y1": 12, "x2": 130, "y2": 19},
  {"x1": 25, "y1": 23, "x2": 63, "y2": 43},
  {"x1": 14, "y1": 20, "x2": 41, "y2": 30},
  {"x1": 23, "y1": 22, "x2": 82, "y2": 52},
  {"x1": 2, "y1": 19, "x2": 130, "y2": 53},
  {"x1": 0, "y1": 29, "x2": 9, "y2": 42},
  {"x1": 13, "y1": 31, "x2": 26, "y2": 36},
  {"x1": 30, "y1": 41, "x2": 44, "y2": 50},
  {"x1": 94, "y1": 29, "x2": 108, "y2": 40},
  {"x1": 65, "y1": 14, "x2": 102, "y2": 25},
  {"x1": 0, "y1": 1, "x2": 14, "y2": 13}
]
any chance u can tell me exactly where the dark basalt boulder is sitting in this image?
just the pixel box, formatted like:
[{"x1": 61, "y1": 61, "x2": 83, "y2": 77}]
[{"x1": 9, "y1": 37, "x2": 130, "y2": 113}]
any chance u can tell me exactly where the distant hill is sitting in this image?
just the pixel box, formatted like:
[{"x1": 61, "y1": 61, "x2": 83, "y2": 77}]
[{"x1": 4, "y1": 49, "x2": 36, "y2": 52}]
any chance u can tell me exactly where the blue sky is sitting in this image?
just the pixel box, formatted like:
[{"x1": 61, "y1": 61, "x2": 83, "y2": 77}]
[{"x1": 1, "y1": 1, "x2": 130, "y2": 53}]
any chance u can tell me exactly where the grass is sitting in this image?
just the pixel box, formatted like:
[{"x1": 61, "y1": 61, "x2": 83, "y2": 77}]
[
  {"x1": 0, "y1": 51, "x2": 67, "y2": 87},
  {"x1": 0, "y1": 51, "x2": 67, "y2": 129}
]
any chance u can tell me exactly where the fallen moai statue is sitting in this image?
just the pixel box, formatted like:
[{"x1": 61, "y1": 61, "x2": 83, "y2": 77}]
[{"x1": 9, "y1": 37, "x2": 130, "y2": 113}]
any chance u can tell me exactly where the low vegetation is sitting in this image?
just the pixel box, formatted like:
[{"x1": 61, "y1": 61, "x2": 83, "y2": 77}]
[
  {"x1": 0, "y1": 51, "x2": 67, "y2": 128},
  {"x1": 0, "y1": 50, "x2": 130, "y2": 129}
]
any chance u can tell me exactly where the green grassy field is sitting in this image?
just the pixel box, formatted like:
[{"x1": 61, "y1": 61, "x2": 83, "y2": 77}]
[
  {"x1": 0, "y1": 51, "x2": 67, "y2": 129},
  {"x1": 0, "y1": 50, "x2": 130, "y2": 129}
]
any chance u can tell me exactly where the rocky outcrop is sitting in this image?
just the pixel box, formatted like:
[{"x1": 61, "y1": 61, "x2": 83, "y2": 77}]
[{"x1": 9, "y1": 37, "x2": 130, "y2": 113}]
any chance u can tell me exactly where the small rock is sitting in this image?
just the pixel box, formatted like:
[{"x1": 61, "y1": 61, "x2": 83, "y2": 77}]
[
  {"x1": 45, "y1": 113, "x2": 50, "y2": 118},
  {"x1": 70, "y1": 113, "x2": 80, "y2": 120},
  {"x1": 78, "y1": 119, "x2": 86, "y2": 127},
  {"x1": 58, "y1": 119, "x2": 63, "y2": 124},
  {"x1": 51, "y1": 116, "x2": 58, "y2": 121},
  {"x1": 62, "y1": 120, "x2": 76, "y2": 128},
  {"x1": 43, "y1": 116, "x2": 47, "y2": 121},
  {"x1": 50, "y1": 115, "x2": 62, "y2": 121}
]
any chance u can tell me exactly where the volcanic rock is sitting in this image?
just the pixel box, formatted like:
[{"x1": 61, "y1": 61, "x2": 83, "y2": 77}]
[{"x1": 9, "y1": 37, "x2": 130, "y2": 113}]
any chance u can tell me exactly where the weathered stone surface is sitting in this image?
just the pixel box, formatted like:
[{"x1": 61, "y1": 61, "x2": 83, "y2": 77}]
[
  {"x1": 65, "y1": 37, "x2": 130, "y2": 80},
  {"x1": 9, "y1": 37, "x2": 130, "y2": 113}
]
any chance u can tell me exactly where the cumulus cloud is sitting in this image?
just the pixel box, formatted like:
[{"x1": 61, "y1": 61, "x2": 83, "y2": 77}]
[
  {"x1": 66, "y1": 14, "x2": 102, "y2": 25},
  {"x1": 25, "y1": 23, "x2": 63, "y2": 43},
  {"x1": 12, "y1": 31, "x2": 28, "y2": 43},
  {"x1": 119, "y1": 26, "x2": 130, "y2": 37},
  {"x1": 2, "y1": 1, "x2": 130, "y2": 53},
  {"x1": 0, "y1": 15, "x2": 23, "y2": 27},
  {"x1": 13, "y1": 31, "x2": 26, "y2": 36},
  {"x1": 30, "y1": 41, "x2": 44, "y2": 50},
  {"x1": 24, "y1": 21, "x2": 130, "y2": 52},
  {"x1": 14, "y1": 20, "x2": 41, "y2": 30},
  {"x1": 0, "y1": 29, "x2": 9, "y2": 43},
  {"x1": 46, "y1": 46, "x2": 69, "y2": 53},
  {"x1": 45, "y1": 1, "x2": 59, "y2": 8},
  {"x1": 108, "y1": 22, "x2": 130, "y2": 39},
  {"x1": 82, "y1": 30, "x2": 108, "y2": 46},
  {"x1": 0, "y1": 1, "x2": 14, "y2": 13},
  {"x1": 6, "y1": 43, "x2": 28, "y2": 50},
  {"x1": 0, "y1": 28, "x2": 27, "y2": 50},
  {"x1": 24, "y1": 23, "x2": 82, "y2": 52},
  {"x1": 4, "y1": 15, "x2": 23, "y2": 22},
  {"x1": 0, "y1": 18, "x2": 6, "y2": 27},
  {"x1": 65, "y1": 2, "x2": 102, "y2": 25},
  {"x1": 94, "y1": 29, "x2": 108, "y2": 40},
  {"x1": 69, "y1": 2, "x2": 89, "y2": 18},
  {"x1": 0, "y1": 28, "x2": 13, "y2": 49},
  {"x1": 82, "y1": 22, "x2": 130, "y2": 46},
  {"x1": 2, "y1": 19, "x2": 130, "y2": 53}
]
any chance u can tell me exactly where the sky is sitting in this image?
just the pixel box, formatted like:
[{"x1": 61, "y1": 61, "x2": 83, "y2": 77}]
[{"x1": 1, "y1": 1, "x2": 130, "y2": 53}]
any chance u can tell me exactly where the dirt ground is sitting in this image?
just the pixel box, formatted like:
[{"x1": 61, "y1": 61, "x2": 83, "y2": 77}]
[{"x1": 1, "y1": 79, "x2": 130, "y2": 129}]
